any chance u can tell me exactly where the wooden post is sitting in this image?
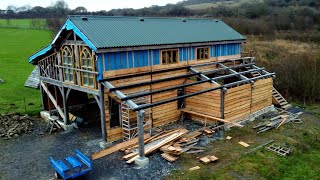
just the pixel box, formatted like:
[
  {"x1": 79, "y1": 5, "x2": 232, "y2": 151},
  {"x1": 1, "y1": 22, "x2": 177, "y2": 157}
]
[
  {"x1": 98, "y1": 83, "x2": 107, "y2": 142},
  {"x1": 61, "y1": 87, "x2": 69, "y2": 125},
  {"x1": 137, "y1": 110, "x2": 145, "y2": 158},
  {"x1": 220, "y1": 89, "x2": 225, "y2": 119}
]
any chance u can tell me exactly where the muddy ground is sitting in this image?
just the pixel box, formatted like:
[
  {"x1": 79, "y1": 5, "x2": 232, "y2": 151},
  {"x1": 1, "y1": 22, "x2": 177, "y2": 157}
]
[
  {"x1": 0, "y1": 118, "x2": 178, "y2": 180},
  {"x1": 1, "y1": 106, "x2": 316, "y2": 180}
]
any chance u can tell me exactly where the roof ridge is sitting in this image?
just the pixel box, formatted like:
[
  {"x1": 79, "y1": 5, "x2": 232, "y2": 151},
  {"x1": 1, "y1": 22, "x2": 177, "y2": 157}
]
[{"x1": 68, "y1": 15, "x2": 221, "y2": 21}]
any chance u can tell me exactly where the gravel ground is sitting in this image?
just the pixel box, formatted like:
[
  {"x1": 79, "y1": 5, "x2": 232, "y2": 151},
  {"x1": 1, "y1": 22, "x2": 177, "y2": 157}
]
[{"x1": 0, "y1": 118, "x2": 178, "y2": 180}]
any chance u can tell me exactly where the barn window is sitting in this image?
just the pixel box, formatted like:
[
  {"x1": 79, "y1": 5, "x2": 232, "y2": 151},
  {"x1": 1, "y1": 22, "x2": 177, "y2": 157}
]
[
  {"x1": 196, "y1": 47, "x2": 210, "y2": 60},
  {"x1": 62, "y1": 46, "x2": 74, "y2": 82},
  {"x1": 161, "y1": 49, "x2": 178, "y2": 65},
  {"x1": 80, "y1": 47, "x2": 95, "y2": 88}
]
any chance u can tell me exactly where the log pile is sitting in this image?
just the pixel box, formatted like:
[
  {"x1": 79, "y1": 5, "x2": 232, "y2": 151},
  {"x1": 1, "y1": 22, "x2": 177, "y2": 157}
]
[{"x1": 0, "y1": 113, "x2": 34, "y2": 140}]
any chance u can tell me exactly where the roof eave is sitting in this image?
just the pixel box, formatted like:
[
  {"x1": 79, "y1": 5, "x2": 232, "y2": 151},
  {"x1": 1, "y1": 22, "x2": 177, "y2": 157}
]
[{"x1": 28, "y1": 19, "x2": 97, "y2": 64}]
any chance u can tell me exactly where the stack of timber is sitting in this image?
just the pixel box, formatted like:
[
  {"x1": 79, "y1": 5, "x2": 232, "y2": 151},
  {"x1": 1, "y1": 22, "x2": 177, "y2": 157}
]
[{"x1": 93, "y1": 127, "x2": 217, "y2": 163}]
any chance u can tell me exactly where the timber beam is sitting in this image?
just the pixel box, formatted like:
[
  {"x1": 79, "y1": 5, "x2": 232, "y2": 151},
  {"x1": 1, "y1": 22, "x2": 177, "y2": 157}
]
[
  {"x1": 100, "y1": 66, "x2": 190, "y2": 82},
  {"x1": 108, "y1": 72, "x2": 200, "y2": 92}
]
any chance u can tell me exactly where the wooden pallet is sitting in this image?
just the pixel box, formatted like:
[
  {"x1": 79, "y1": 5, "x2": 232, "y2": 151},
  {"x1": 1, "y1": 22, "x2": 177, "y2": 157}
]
[{"x1": 267, "y1": 144, "x2": 291, "y2": 156}]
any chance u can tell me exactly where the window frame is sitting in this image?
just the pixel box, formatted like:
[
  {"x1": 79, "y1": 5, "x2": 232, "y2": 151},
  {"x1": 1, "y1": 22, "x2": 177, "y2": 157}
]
[
  {"x1": 160, "y1": 49, "x2": 179, "y2": 65},
  {"x1": 79, "y1": 47, "x2": 96, "y2": 88},
  {"x1": 61, "y1": 46, "x2": 75, "y2": 83},
  {"x1": 196, "y1": 47, "x2": 210, "y2": 60}
]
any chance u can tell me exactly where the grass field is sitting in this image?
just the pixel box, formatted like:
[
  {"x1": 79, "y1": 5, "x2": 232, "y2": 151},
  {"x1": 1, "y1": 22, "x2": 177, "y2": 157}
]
[
  {"x1": 0, "y1": 27, "x2": 53, "y2": 115},
  {"x1": 185, "y1": 0, "x2": 263, "y2": 10},
  {"x1": 167, "y1": 108, "x2": 320, "y2": 179},
  {"x1": 0, "y1": 19, "x2": 47, "y2": 29}
]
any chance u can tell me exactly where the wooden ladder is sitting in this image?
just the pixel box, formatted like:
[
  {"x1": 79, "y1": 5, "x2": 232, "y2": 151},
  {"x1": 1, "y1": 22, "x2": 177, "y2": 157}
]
[
  {"x1": 245, "y1": 66, "x2": 291, "y2": 110},
  {"x1": 272, "y1": 88, "x2": 291, "y2": 110}
]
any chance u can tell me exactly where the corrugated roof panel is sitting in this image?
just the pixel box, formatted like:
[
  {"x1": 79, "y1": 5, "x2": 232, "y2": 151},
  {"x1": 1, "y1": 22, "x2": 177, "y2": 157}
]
[{"x1": 69, "y1": 16, "x2": 245, "y2": 49}]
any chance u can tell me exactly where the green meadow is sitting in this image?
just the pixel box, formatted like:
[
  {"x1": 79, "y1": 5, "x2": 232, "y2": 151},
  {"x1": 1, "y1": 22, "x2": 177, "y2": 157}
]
[
  {"x1": 0, "y1": 18, "x2": 47, "y2": 29},
  {"x1": 0, "y1": 26, "x2": 53, "y2": 115}
]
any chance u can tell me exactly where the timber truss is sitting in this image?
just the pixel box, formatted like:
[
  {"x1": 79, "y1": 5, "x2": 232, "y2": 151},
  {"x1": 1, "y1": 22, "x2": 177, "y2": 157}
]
[{"x1": 99, "y1": 57, "x2": 275, "y2": 159}]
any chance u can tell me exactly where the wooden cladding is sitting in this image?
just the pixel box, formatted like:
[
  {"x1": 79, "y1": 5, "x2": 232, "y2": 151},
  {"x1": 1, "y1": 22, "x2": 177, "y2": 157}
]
[
  {"x1": 224, "y1": 78, "x2": 273, "y2": 122},
  {"x1": 185, "y1": 80, "x2": 221, "y2": 122}
]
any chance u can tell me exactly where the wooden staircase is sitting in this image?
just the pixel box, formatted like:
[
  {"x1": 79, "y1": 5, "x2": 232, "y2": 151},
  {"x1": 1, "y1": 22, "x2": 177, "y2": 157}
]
[
  {"x1": 245, "y1": 66, "x2": 291, "y2": 110},
  {"x1": 272, "y1": 88, "x2": 291, "y2": 110}
]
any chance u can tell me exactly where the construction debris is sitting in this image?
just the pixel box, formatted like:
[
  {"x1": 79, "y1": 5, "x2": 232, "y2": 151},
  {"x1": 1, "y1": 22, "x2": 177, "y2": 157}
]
[
  {"x1": 239, "y1": 141, "x2": 250, "y2": 147},
  {"x1": 92, "y1": 127, "x2": 215, "y2": 164},
  {"x1": 254, "y1": 109, "x2": 302, "y2": 134},
  {"x1": 267, "y1": 144, "x2": 291, "y2": 156},
  {"x1": 198, "y1": 155, "x2": 218, "y2": 164},
  {"x1": 189, "y1": 166, "x2": 200, "y2": 171},
  {"x1": 161, "y1": 153, "x2": 178, "y2": 162},
  {"x1": 241, "y1": 140, "x2": 274, "y2": 156},
  {"x1": 0, "y1": 113, "x2": 34, "y2": 140}
]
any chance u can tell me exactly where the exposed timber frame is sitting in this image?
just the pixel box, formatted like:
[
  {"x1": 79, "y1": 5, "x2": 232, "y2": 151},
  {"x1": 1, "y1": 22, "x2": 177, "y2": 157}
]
[{"x1": 99, "y1": 57, "x2": 275, "y2": 161}]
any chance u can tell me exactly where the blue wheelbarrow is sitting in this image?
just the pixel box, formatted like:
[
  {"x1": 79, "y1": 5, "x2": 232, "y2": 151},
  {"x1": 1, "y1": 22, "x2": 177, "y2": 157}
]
[{"x1": 49, "y1": 149, "x2": 92, "y2": 180}]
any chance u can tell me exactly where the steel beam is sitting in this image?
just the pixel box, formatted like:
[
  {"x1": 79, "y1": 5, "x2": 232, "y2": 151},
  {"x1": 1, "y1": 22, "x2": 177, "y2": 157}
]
[
  {"x1": 218, "y1": 63, "x2": 253, "y2": 83},
  {"x1": 211, "y1": 68, "x2": 265, "y2": 81},
  {"x1": 121, "y1": 78, "x2": 212, "y2": 101},
  {"x1": 201, "y1": 63, "x2": 254, "y2": 75},
  {"x1": 190, "y1": 57, "x2": 252, "y2": 68},
  {"x1": 101, "y1": 81, "x2": 142, "y2": 112},
  {"x1": 132, "y1": 73, "x2": 275, "y2": 111}
]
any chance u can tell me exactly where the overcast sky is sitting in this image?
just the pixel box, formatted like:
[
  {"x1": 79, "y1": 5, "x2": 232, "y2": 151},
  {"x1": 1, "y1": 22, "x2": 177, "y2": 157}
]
[{"x1": 0, "y1": 0, "x2": 183, "y2": 11}]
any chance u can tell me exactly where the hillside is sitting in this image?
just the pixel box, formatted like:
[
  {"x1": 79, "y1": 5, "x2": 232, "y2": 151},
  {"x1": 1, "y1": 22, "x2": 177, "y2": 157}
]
[{"x1": 181, "y1": 0, "x2": 263, "y2": 10}]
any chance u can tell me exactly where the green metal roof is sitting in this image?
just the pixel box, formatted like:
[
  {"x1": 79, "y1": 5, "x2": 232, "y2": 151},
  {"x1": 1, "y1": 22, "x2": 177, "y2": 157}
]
[{"x1": 69, "y1": 16, "x2": 245, "y2": 49}]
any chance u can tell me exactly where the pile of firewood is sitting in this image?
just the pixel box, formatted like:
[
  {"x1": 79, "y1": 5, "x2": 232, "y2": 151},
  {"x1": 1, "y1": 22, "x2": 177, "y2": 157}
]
[{"x1": 0, "y1": 113, "x2": 34, "y2": 140}]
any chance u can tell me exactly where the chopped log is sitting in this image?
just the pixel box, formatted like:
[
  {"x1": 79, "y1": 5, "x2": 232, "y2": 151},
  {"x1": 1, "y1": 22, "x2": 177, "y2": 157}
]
[
  {"x1": 92, "y1": 134, "x2": 150, "y2": 160},
  {"x1": 199, "y1": 155, "x2": 218, "y2": 164},
  {"x1": 189, "y1": 166, "x2": 200, "y2": 171},
  {"x1": 239, "y1": 141, "x2": 250, "y2": 147}
]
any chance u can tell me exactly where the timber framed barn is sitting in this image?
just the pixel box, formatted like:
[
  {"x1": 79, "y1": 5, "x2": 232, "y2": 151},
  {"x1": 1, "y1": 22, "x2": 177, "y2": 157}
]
[{"x1": 29, "y1": 16, "x2": 286, "y2": 151}]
